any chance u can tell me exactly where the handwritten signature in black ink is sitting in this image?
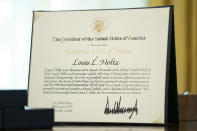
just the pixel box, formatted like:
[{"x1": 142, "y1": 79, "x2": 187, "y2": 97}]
[{"x1": 104, "y1": 96, "x2": 138, "y2": 119}]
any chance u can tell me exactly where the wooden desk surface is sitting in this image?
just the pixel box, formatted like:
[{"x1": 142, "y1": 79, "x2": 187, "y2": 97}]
[
  {"x1": 12, "y1": 121, "x2": 197, "y2": 131},
  {"x1": 53, "y1": 121, "x2": 197, "y2": 131}
]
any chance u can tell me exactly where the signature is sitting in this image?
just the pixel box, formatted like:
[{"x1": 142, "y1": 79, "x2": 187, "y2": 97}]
[{"x1": 104, "y1": 96, "x2": 138, "y2": 119}]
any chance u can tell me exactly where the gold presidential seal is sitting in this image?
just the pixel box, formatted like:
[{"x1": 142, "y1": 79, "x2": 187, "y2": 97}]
[{"x1": 92, "y1": 17, "x2": 107, "y2": 35}]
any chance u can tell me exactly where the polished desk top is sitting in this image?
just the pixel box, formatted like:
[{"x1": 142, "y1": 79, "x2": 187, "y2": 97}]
[
  {"x1": 54, "y1": 121, "x2": 197, "y2": 131},
  {"x1": 15, "y1": 121, "x2": 197, "y2": 131}
]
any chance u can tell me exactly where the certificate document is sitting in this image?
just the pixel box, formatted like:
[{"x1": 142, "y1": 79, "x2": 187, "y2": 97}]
[{"x1": 28, "y1": 6, "x2": 178, "y2": 124}]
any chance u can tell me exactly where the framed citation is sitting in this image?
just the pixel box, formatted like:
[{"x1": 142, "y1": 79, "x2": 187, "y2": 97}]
[{"x1": 28, "y1": 6, "x2": 179, "y2": 124}]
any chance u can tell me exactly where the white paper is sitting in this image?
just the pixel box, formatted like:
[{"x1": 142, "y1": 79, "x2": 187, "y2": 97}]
[{"x1": 28, "y1": 7, "x2": 170, "y2": 124}]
